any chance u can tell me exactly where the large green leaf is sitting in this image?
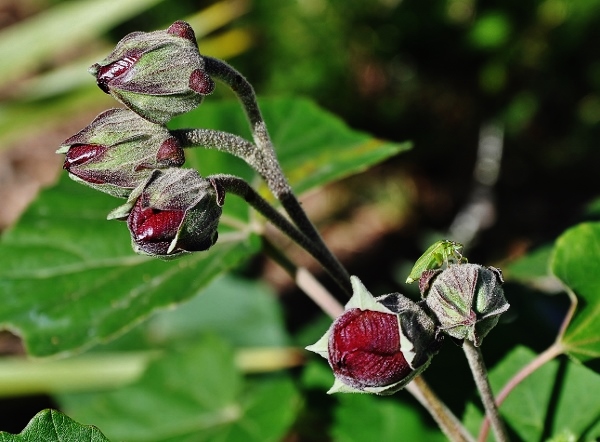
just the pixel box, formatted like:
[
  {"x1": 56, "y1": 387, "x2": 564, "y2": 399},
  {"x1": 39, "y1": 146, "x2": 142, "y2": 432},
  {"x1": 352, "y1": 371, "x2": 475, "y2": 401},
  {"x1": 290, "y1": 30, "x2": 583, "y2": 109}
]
[
  {"x1": 550, "y1": 222, "x2": 600, "y2": 362},
  {"x1": 0, "y1": 409, "x2": 110, "y2": 442},
  {"x1": 170, "y1": 97, "x2": 412, "y2": 195},
  {"x1": 0, "y1": 96, "x2": 408, "y2": 357},
  {"x1": 0, "y1": 175, "x2": 261, "y2": 357},
  {"x1": 57, "y1": 336, "x2": 299, "y2": 442}
]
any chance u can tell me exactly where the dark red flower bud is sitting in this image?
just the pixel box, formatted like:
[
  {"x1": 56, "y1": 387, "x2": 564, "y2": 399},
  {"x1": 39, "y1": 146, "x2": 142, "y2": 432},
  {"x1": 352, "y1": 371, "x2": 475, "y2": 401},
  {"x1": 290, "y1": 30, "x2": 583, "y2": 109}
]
[
  {"x1": 108, "y1": 168, "x2": 224, "y2": 257},
  {"x1": 89, "y1": 21, "x2": 214, "y2": 124},
  {"x1": 57, "y1": 108, "x2": 185, "y2": 198},
  {"x1": 307, "y1": 277, "x2": 441, "y2": 395},
  {"x1": 329, "y1": 309, "x2": 413, "y2": 389}
]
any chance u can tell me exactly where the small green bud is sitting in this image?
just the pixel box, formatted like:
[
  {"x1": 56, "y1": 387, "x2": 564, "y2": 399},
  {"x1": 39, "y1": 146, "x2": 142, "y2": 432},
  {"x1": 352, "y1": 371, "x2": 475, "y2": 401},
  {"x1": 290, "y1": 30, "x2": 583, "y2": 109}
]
[
  {"x1": 306, "y1": 276, "x2": 441, "y2": 395},
  {"x1": 108, "y1": 168, "x2": 224, "y2": 257},
  {"x1": 89, "y1": 21, "x2": 214, "y2": 124},
  {"x1": 57, "y1": 108, "x2": 185, "y2": 198},
  {"x1": 406, "y1": 240, "x2": 466, "y2": 284},
  {"x1": 423, "y1": 264, "x2": 509, "y2": 346}
]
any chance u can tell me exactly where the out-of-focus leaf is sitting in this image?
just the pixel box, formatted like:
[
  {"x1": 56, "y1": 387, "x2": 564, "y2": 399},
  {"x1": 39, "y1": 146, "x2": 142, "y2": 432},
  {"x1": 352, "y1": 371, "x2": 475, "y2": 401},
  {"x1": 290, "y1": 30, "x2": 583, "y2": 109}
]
[
  {"x1": 57, "y1": 336, "x2": 299, "y2": 442},
  {"x1": 551, "y1": 222, "x2": 600, "y2": 362},
  {"x1": 466, "y1": 346, "x2": 600, "y2": 441},
  {"x1": 550, "y1": 358, "x2": 600, "y2": 440},
  {"x1": 332, "y1": 393, "x2": 446, "y2": 442},
  {"x1": 0, "y1": 0, "x2": 165, "y2": 89},
  {"x1": 171, "y1": 97, "x2": 412, "y2": 196},
  {"x1": 0, "y1": 409, "x2": 110, "y2": 441},
  {"x1": 489, "y1": 346, "x2": 558, "y2": 442},
  {"x1": 0, "y1": 175, "x2": 260, "y2": 357}
]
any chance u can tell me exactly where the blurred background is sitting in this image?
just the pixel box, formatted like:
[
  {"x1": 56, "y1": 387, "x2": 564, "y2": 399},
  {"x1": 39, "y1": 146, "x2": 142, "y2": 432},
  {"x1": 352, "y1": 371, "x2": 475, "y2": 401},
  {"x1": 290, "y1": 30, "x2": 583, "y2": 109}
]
[{"x1": 0, "y1": 0, "x2": 598, "y2": 437}]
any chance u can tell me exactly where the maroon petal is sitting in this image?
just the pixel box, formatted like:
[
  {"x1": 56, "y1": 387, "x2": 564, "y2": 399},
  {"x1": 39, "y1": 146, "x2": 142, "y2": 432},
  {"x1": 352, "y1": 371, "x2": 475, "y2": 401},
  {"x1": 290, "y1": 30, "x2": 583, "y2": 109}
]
[
  {"x1": 64, "y1": 144, "x2": 108, "y2": 169},
  {"x1": 94, "y1": 51, "x2": 142, "y2": 93},
  {"x1": 329, "y1": 309, "x2": 411, "y2": 389}
]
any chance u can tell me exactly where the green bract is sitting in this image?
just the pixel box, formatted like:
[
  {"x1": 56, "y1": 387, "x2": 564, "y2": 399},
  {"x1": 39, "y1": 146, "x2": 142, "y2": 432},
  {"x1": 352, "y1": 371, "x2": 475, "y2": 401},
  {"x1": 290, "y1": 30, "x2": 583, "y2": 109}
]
[{"x1": 421, "y1": 264, "x2": 509, "y2": 346}]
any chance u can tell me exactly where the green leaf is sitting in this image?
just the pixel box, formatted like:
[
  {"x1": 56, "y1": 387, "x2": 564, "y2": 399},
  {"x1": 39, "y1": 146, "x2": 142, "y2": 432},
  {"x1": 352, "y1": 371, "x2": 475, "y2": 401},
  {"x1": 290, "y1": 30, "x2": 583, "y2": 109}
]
[
  {"x1": 489, "y1": 346, "x2": 559, "y2": 442},
  {"x1": 170, "y1": 97, "x2": 412, "y2": 195},
  {"x1": 332, "y1": 394, "x2": 446, "y2": 442},
  {"x1": 467, "y1": 346, "x2": 600, "y2": 441},
  {"x1": 550, "y1": 222, "x2": 600, "y2": 361},
  {"x1": 0, "y1": 175, "x2": 261, "y2": 357},
  {"x1": 57, "y1": 336, "x2": 299, "y2": 442},
  {"x1": 0, "y1": 409, "x2": 110, "y2": 441}
]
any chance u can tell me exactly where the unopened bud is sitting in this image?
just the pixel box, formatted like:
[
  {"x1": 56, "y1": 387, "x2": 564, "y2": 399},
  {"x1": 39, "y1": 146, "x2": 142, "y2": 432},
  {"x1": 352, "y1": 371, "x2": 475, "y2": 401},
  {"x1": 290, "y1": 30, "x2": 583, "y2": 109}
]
[
  {"x1": 57, "y1": 108, "x2": 184, "y2": 198},
  {"x1": 89, "y1": 20, "x2": 214, "y2": 124},
  {"x1": 307, "y1": 276, "x2": 441, "y2": 395},
  {"x1": 422, "y1": 264, "x2": 509, "y2": 346},
  {"x1": 108, "y1": 168, "x2": 224, "y2": 257}
]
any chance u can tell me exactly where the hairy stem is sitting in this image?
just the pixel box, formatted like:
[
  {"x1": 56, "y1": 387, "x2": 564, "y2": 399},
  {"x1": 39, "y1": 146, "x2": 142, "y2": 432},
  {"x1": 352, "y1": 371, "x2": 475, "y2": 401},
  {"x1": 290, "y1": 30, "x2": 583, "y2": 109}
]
[
  {"x1": 211, "y1": 174, "x2": 351, "y2": 295},
  {"x1": 174, "y1": 128, "x2": 352, "y2": 294},
  {"x1": 463, "y1": 340, "x2": 509, "y2": 442},
  {"x1": 203, "y1": 57, "x2": 350, "y2": 290}
]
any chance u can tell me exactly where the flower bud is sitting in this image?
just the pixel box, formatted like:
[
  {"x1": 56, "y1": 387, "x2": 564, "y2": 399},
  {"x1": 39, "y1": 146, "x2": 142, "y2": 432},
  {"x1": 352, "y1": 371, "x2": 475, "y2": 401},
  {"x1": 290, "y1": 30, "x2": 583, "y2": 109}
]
[
  {"x1": 89, "y1": 20, "x2": 214, "y2": 124},
  {"x1": 422, "y1": 264, "x2": 509, "y2": 346},
  {"x1": 108, "y1": 168, "x2": 224, "y2": 257},
  {"x1": 306, "y1": 276, "x2": 441, "y2": 395},
  {"x1": 58, "y1": 109, "x2": 185, "y2": 198}
]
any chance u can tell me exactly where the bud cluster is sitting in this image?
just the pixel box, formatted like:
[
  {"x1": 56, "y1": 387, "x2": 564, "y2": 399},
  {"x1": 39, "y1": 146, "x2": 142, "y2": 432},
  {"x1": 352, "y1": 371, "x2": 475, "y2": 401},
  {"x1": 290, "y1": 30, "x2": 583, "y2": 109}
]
[
  {"x1": 57, "y1": 21, "x2": 221, "y2": 257},
  {"x1": 307, "y1": 243, "x2": 509, "y2": 395}
]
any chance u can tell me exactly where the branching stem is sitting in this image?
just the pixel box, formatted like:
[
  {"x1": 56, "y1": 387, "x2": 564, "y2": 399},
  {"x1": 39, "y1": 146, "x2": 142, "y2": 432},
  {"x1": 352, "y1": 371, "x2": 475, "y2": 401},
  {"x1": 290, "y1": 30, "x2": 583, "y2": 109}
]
[
  {"x1": 210, "y1": 174, "x2": 351, "y2": 295},
  {"x1": 202, "y1": 57, "x2": 350, "y2": 291}
]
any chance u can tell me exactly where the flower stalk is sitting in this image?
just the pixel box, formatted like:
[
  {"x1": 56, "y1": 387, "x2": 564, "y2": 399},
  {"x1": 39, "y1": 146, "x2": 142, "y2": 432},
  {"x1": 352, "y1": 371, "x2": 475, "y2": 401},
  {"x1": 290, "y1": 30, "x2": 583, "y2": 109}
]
[
  {"x1": 202, "y1": 57, "x2": 349, "y2": 290},
  {"x1": 463, "y1": 340, "x2": 509, "y2": 442}
]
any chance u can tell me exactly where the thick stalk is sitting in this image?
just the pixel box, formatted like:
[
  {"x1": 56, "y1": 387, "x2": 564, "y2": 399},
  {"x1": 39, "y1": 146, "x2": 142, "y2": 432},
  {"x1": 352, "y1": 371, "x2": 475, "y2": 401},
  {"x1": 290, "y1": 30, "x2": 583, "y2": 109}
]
[
  {"x1": 202, "y1": 57, "x2": 348, "y2": 283},
  {"x1": 211, "y1": 174, "x2": 351, "y2": 295},
  {"x1": 463, "y1": 340, "x2": 509, "y2": 442}
]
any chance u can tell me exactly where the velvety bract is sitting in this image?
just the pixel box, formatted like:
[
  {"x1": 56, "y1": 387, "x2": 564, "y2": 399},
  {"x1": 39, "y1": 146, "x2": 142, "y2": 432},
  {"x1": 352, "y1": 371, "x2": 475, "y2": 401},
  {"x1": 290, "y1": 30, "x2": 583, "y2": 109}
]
[
  {"x1": 89, "y1": 21, "x2": 215, "y2": 124},
  {"x1": 57, "y1": 108, "x2": 185, "y2": 198}
]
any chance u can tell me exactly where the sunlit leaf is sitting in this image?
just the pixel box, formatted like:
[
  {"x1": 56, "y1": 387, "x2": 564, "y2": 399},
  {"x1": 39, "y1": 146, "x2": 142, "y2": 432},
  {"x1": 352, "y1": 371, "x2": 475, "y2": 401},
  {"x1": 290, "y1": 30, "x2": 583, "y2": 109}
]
[
  {"x1": 551, "y1": 222, "x2": 600, "y2": 362},
  {"x1": 57, "y1": 336, "x2": 299, "y2": 442},
  {"x1": 0, "y1": 409, "x2": 110, "y2": 441},
  {"x1": 0, "y1": 175, "x2": 260, "y2": 357}
]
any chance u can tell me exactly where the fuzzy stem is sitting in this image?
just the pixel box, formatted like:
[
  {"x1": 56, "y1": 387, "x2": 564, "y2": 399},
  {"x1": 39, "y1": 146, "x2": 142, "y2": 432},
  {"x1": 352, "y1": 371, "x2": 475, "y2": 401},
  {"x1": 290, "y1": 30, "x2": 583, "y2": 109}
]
[
  {"x1": 202, "y1": 58, "x2": 349, "y2": 288},
  {"x1": 174, "y1": 128, "x2": 352, "y2": 294},
  {"x1": 478, "y1": 288, "x2": 576, "y2": 441},
  {"x1": 463, "y1": 340, "x2": 509, "y2": 442},
  {"x1": 210, "y1": 174, "x2": 352, "y2": 295}
]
